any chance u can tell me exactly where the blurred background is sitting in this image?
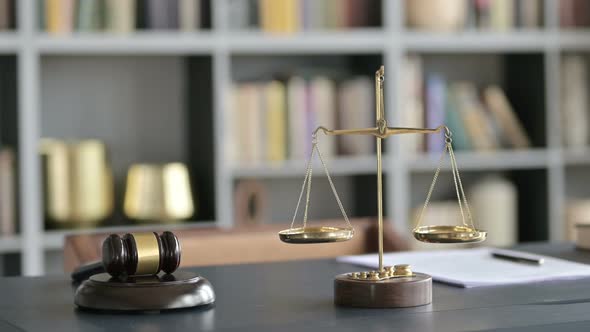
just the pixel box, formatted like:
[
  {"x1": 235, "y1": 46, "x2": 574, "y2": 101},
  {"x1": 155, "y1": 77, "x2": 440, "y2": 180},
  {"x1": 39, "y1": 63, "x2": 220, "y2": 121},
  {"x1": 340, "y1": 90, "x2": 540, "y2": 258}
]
[{"x1": 1, "y1": 0, "x2": 590, "y2": 275}]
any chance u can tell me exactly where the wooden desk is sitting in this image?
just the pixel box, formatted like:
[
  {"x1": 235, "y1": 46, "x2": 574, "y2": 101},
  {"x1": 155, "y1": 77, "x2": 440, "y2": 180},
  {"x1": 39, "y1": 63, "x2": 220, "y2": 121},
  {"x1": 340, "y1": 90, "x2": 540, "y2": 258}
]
[{"x1": 1, "y1": 243, "x2": 590, "y2": 331}]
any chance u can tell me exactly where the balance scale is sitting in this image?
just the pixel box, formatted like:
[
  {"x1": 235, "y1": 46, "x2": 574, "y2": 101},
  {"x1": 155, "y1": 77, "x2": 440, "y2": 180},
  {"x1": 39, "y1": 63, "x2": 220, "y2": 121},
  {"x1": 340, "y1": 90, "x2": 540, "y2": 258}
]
[{"x1": 278, "y1": 66, "x2": 486, "y2": 308}]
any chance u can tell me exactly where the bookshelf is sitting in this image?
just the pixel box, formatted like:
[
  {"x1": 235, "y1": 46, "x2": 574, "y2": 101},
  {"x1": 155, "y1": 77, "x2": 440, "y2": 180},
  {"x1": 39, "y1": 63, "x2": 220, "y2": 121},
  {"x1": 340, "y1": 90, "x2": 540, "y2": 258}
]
[{"x1": 0, "y1": 0, "x2": 588, "y2": 275}]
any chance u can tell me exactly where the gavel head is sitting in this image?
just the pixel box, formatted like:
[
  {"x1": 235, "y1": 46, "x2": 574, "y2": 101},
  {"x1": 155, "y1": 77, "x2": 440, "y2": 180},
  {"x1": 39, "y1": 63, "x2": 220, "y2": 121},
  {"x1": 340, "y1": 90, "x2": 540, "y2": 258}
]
[{"x1": 102, "y1": 231, "x2": 181, "y2": 278}]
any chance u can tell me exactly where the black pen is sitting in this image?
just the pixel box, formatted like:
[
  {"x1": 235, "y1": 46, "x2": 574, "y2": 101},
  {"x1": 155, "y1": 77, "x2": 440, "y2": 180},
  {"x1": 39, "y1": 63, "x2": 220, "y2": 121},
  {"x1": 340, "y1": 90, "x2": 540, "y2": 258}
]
[{"x1": 491, "y1": 250, "x2": 545, "y2": 265}]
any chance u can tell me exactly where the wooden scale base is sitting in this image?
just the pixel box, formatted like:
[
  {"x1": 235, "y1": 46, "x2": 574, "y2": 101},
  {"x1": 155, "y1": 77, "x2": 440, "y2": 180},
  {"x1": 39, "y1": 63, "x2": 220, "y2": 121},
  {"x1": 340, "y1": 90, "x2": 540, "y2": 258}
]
[
  {"x1": 334, "y1": 272, "x2": 432, "y2": 308},
  {"x1": 75, "y1": 271, "x2": 215, "y2": 311}
]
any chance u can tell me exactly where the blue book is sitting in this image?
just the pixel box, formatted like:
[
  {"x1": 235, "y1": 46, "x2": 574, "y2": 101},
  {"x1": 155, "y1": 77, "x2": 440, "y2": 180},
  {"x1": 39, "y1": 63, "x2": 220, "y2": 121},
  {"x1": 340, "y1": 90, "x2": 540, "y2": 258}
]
[{"x1": 445, "y1": 86, "x2": 471, "y2": 150}]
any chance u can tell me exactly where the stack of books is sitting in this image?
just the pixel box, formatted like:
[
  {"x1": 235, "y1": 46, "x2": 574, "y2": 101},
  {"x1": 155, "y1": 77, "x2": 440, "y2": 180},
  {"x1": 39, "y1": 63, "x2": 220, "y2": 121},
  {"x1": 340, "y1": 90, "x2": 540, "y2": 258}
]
[
  {"x1": 230, "y1": 76, "x2": 375, "y2": 164},
  {"x1": 228, "y1": 0, "x2": 380, "y2": 33},
  {"x1": 402, "y1": 56, "x2": 531, "y2": 154},
  {"x1": 0, "y1": 0, "x2": 14, "y2": 31},
  {"x1": 40, "y1": 0, "x2": 207, "y2": 35}
]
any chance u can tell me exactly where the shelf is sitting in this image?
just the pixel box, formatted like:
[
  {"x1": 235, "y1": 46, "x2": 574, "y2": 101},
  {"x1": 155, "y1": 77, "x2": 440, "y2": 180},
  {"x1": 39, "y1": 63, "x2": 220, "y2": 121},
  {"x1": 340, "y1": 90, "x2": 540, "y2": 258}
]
[
  {"x1": 35, "y1": 32, "x2": 216, "y2": 54},
  {"x1": 42, "y1": 221, "x2": 217, "y2": 251},
  {"x1": 558, "y1": 30, "x2": 590, "y2": 51},
  {"x1": 403, "y1": 30, "x2": 547, "y2": 53},
  {"x1": 408, "y1": 149, "x2": 549, "y2": 172},
  {"x1": 564, "y1": 148, "x2": 590, "y2": 166},
  {"x1": 231, "y1": 155, "x2": 380, "y2": 179},
  {"x1": 0, "y1": 235, "x2": 21, "y2": 253},
  {"x1": 224, "y1": 30, "x2": 386, "y2": 54},
  {"x1": 0, "y1": 32, "x2": 20, "y2": 53}
]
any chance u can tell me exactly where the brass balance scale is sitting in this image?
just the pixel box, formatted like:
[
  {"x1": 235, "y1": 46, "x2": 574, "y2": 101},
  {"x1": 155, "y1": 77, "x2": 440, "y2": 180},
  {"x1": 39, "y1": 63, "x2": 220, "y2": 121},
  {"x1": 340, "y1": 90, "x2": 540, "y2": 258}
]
[{"x1": 278, "y1": 66, "x2": 486, "y2": 308}]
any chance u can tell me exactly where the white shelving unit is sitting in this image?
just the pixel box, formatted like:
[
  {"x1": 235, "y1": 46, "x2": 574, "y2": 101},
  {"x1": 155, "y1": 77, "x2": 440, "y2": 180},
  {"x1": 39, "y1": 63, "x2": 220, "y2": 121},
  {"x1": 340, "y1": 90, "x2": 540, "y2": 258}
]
[{"x1": 1, "y1": 0, "x2": 587, "y2": 275}]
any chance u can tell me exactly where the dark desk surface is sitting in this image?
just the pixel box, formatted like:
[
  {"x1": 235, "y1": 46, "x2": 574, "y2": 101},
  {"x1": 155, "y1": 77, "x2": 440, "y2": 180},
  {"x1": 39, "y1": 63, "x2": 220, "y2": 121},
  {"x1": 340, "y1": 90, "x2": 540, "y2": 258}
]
[{"x1": 2, "y1": 243, "x2": 590, "y2": 332}]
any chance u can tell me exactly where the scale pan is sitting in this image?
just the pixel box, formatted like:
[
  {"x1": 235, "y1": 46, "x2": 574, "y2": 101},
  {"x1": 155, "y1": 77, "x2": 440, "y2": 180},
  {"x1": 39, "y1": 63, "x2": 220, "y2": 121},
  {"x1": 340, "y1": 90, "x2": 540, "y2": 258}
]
[
  {"x1": 413, "y1": 225, "x2": 486, "y2": 243},
  {"x1": 278, "y1": 226, "x2": 354, "y2": 244}
]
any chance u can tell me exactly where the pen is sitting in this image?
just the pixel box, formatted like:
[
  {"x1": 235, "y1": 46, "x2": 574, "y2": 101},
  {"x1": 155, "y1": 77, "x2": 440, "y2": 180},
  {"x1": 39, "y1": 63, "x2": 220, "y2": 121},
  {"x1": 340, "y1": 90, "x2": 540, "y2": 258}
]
[{"x1": 491, "y1": 250, "x2": 545, "y2": 265}]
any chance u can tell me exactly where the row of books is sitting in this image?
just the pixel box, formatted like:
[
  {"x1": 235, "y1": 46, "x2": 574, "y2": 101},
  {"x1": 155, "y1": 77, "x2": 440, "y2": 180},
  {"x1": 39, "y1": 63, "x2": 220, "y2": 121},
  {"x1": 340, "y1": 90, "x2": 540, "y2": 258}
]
[
  {"x1": 0, "y1": 148, "x2": 16, "y2": 236},
  {"x1": 561, "y1": 55, "x2": 589, "y2": 148},
  {"x1": 40, "y1": 0, "x2": 207, "y2": 35},
  {"x1": 228, "y1": 0, "x2": 379, "y2": 33},
  {"x1": 0, "y1": 0, "x2": 15, "y2": 31},
  {"x1": 406, "y1": 0, "x2": 542, "y2": 31},
  {"x1": 230, "y1": 76, "x2": 375, "y2": 164},
  {"x1": 402, "y1": 56, "x2": 531, "y2": 154}
]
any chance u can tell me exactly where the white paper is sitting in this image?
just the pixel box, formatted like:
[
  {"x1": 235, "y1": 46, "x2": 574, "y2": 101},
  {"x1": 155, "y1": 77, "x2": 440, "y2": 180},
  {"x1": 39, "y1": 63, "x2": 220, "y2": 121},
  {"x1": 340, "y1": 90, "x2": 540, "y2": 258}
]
[{"x1": 338, "y1": 247, "x2": 590, "y2": 288}]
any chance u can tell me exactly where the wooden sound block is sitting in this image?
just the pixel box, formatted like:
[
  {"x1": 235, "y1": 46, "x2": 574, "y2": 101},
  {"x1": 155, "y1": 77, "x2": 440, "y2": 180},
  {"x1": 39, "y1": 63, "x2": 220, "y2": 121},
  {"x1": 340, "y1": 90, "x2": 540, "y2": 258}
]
[
  {"x1": 74, "y1": 271, "x2": 215, "y2": 311},
  {"x1": 334, "y1": 272, "x2": 432, "y2": 308}
]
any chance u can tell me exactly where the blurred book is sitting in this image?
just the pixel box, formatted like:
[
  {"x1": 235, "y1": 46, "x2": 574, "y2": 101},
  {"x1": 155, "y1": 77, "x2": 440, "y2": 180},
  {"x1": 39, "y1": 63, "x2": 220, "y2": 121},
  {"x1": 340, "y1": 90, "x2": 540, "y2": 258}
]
[
  {"x1": 401, "y1": 55, "x2": 425, "y2": 153},
  {"x1": 407, "y1": 0, "x2": 542, "y2": 31},
  {"x1": 179, "y1": 0, "x2": 201, "y2": 31},
  {"x1": 77, "y1": 0, "x2": 103, "y2": 32},
  {"x1": 105, "y1": 0, "x2": 136, "y2": 33},
  {"x1": 232, "y1": 0, "x2": 379, "y2": 33},
  {"x1": 46, "y1": 0, "x2": 75, "y2": 34},
  {"x1": 561, "y1": 0, "x2": 590, "y2": 28},
  {"x1": 231, "y1": 75, "x2": 373, "y2": 165},
  {"x1": 148, "y1": 0, "x2": 179, "y2": 30},
  {"x1": 483, "y1": 85, "x2": 531, "y2": 149},
  {"x1": 561, "y1": 55, "x2": 589, "y2": 148},
  {"x1": 0, "y1": 0, "x2": 11, "y2": 31},
  {"x1": 0, "y1": 148, "x2": 16, "y2": 235},
  {"x1": 338, "y1": 77, "x2": 373, "y2": 155}
]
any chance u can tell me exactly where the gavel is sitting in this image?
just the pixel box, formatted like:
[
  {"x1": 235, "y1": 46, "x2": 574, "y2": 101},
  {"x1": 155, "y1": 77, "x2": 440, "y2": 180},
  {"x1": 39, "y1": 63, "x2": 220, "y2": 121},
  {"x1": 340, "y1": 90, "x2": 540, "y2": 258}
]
[{"x1": 71, "y1": 231, "x2": 181, "y2": 282}]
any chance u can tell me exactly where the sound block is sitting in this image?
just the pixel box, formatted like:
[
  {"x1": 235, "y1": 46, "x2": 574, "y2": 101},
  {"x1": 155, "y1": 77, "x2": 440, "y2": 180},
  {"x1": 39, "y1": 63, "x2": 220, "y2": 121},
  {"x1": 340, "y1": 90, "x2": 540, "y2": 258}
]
[
  {"x1": 334, "y1": 272, "x2": 432, "y2": 308},
  {"x1": 74, "y1": 271, "x2": 215, "y2": 311}
]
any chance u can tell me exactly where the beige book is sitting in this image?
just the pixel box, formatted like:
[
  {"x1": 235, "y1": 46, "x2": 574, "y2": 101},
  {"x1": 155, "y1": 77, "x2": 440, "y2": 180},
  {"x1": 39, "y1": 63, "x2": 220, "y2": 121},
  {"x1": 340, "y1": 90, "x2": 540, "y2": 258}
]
[
  {"x1": 179, "y1": 0, "x2": 200, "y2": 31},
  {"x1": 287, "y1": 77, "x2": 307, "y2": 160},
  {"x1": 105, "y1": 0, "x2": 136, "y2": 34},
  {"x1": 401, "y1": 55, "x2": 425, "y2": 154},
  {"x1": 490, "y1": 0, "x2": 514, "y2": 31},
  {"x1": 483, "y1": 85, "x2": 531, "y2": 149},
  {"x1": 311, "y1": 77, "x2": 336, "y2": 159},
  {"x1": 0, "y1": 148, "x2": 15, "y2": 235},
  {"x1": 452, "y1": 82, "x2": 498, "y2": 151},
  {"x1": 265, "y1": 81, "x2": 287, "y2": 162}
]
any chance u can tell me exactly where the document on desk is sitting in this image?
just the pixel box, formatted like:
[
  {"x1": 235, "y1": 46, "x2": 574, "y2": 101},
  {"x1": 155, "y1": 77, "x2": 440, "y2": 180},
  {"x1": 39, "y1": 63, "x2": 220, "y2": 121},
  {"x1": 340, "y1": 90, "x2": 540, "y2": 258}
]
[{"x1": 338, "y1": 247, "x2": 590, "y2": 288}]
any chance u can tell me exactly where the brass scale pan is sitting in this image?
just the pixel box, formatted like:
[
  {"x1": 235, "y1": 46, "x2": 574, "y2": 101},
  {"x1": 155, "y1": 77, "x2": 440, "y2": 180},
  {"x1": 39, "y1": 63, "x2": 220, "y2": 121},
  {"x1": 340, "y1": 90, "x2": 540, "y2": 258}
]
[{"x1": 279, "y1": 225, "x2": 486, "y2": 244}]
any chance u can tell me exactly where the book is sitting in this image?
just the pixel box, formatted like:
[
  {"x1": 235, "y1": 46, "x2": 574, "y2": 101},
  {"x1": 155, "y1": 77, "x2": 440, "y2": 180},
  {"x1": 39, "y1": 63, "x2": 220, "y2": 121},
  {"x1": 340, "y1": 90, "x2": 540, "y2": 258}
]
[
  {"x1": 451, "y1": 82, "x2": 498, "y2": 151},
  {"x1": 46, "y1": 0, "x2": 74, "y2": 34},
  {"x1": 425, "y1": 74, "x2": 446, "y2": 153},
  {"x1": 483, "y1": 86, "x2": 531, "y2": 149},
  {"x1": 338, "y1": 77, "x2": 373, "y2": 155},
  {"x1": 445, "y1": 87, "x2": 471, "y2": 150},
  {"x1": 560, "y1": 0, "x2": 576, "y2": 27},
  {"x1": 0, "y1": 0, "x2": 10, "y2": 30},
  {"x1": 77, "y1": 0, "x2": 103, "y2": 32},
  {"x1": 566, "y1": 199, "x2": 590, "y2": 241},
  {"x1": 0, "y1": 148, "x2": 15, "y2": 235},
  {"x1": 179, "y1": 0, "x2": 200, "y2": 31},
  {"x1": 518, "y1": 0, "x2": 541, "y2": 28},
  {"x1": 287, "y1": 77, "x2": 307, "y2": 160},
  {"x1": 105, "y1": 0, "x2": 136, "y2": 34},
  {"x1": 147, "y1": 0, "x2": 178, "y2": 29},
  {"x1": 490, "y1": 0, "x2": 514, "y2": 31},
  {"x1": 310, "y1": 77, "x2": 336, "y2": 159},
  {"x1": 401, "y1": 56, "x2": 424, "y2": 153},
  {"x1": 561, "y1": 55, "x2": 589, "y2": 148},
  {"x1": 228, "y1": 0, "x2": 250, "y2": 30},
  {"x1": 265, "y1": 80, "x2": 287, "y2": 162}
]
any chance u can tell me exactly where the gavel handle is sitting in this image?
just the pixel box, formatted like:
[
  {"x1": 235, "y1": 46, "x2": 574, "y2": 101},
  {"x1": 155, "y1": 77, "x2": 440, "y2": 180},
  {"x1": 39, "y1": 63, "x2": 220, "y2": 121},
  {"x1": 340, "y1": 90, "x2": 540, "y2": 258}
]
[{"x1": 71, "y1": 261, "x2": 105, "y2": 283}]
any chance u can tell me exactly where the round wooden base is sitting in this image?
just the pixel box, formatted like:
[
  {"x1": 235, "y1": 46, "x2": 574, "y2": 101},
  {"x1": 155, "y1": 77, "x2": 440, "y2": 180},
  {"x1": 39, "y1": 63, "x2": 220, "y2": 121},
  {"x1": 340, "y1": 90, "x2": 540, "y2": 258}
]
[
  {"x1": 74, "y1": 271, "x2": 215, "y2": 312},
  {"x1": 334, "y1": 272, "x2": 432, "y2": 308}
]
